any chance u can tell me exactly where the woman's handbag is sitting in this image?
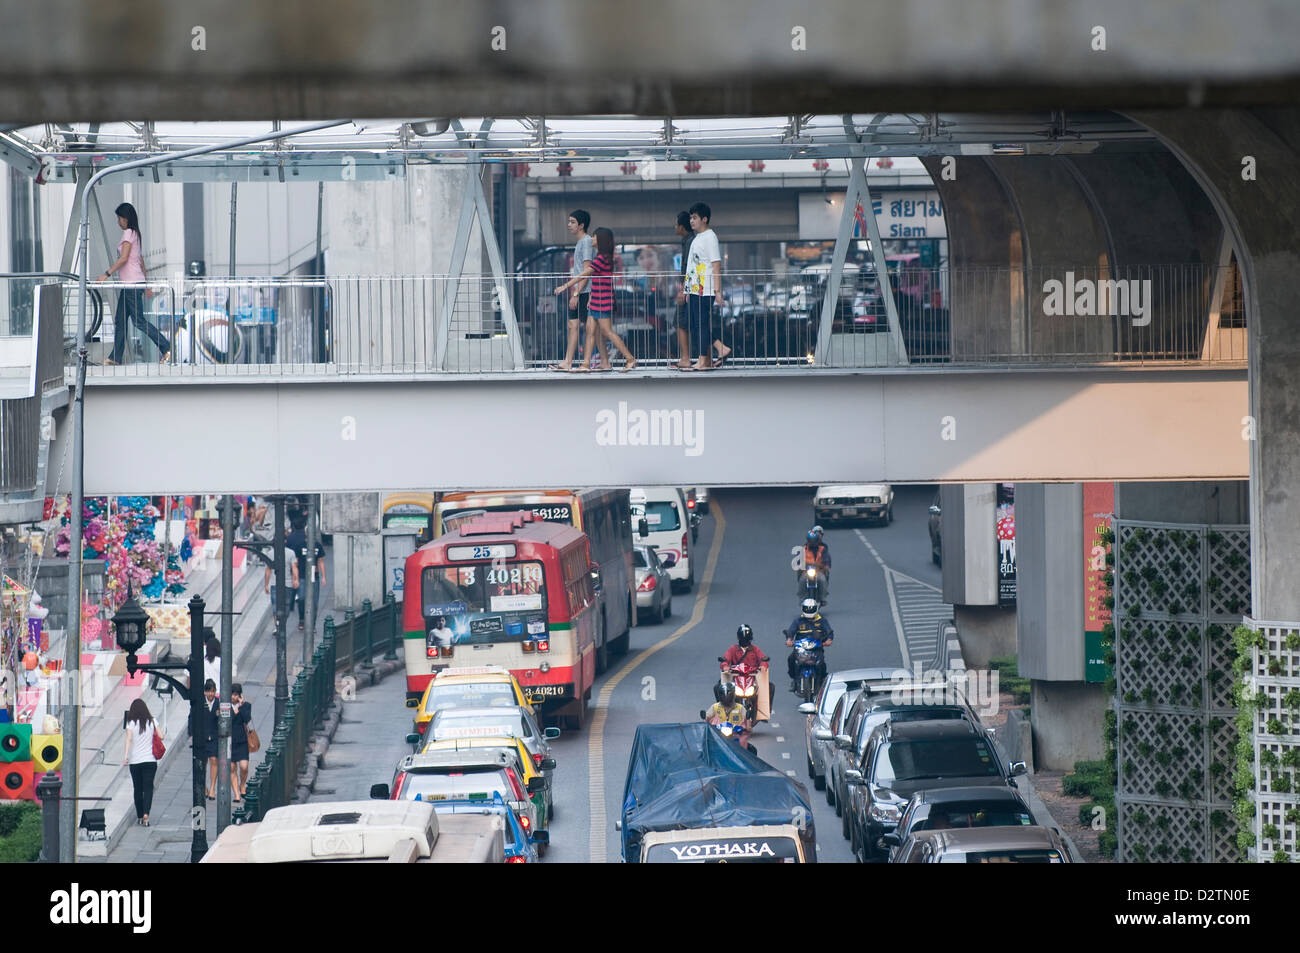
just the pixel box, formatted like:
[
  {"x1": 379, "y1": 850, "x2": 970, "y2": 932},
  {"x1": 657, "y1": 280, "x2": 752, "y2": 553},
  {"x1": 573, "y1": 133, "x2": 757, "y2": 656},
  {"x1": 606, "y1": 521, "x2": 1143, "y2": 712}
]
[
  {"x1": 246, "y1": 726, "x2": 261, "y2": 754},
  {"x1": 151, "y1": 727, "x2": 166, "y2": 760}
]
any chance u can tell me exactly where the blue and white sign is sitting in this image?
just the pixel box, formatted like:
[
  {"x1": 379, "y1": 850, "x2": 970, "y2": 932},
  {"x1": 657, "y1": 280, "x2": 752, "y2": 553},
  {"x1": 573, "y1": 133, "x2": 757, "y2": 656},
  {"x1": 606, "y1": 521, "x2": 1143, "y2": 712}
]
[{"x1": 798, "y1": 189, "x2": 947, "y2": 241}]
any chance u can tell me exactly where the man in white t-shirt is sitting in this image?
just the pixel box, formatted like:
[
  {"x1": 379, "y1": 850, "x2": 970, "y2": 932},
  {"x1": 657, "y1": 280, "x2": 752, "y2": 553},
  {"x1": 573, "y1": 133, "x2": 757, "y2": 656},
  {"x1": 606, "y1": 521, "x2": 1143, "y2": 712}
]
[{"x1": 682, "y1": 202, "x2": 731, "y2": 370}]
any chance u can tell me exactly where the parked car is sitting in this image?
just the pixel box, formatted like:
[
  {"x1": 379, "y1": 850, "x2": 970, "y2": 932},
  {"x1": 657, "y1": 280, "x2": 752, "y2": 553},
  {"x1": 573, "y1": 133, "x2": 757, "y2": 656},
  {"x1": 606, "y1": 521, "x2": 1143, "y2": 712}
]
[
  {"x1": 929, "y1": 490, "x2": 942, "y2": 565},
  {"x1": 881, "y1": 785, "x2": 1035, "y2": 861},
  {"x1": 814, "y1": 484, "x2": 894, "y2": 525},
  {"x1": 798, "y1": 667, "x2": 900, "y2": 793},
  {"x1": 892, "y1": 825, "x2": 1072, "y2": 863},
  {"x1": 827, "y1": 683, "x2": 982, "y2": 843},
  {"x1": 634, "y1": 544, "x2": 675, "y2": 624},
  {"x1": 845, "y1": 719, "x2": 1027, "y2": 863}
]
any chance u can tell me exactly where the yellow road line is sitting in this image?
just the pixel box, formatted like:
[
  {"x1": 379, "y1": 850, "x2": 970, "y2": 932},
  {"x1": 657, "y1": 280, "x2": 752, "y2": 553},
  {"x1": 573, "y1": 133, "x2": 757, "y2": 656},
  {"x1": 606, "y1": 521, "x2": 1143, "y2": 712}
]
[{"x1": 587, "y1": 499, "x2": 728, "y2": 864}]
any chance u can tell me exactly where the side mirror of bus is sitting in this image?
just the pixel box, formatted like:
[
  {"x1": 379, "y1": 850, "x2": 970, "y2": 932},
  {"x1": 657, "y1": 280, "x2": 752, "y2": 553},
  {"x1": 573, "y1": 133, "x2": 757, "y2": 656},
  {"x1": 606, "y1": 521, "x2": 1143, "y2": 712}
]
[
  {"x1": 370, "y1": 783, "x2": 390, "y2": 800},
  {"x1": 638, "y1": 518, "x2": 649, "y2": 538}
]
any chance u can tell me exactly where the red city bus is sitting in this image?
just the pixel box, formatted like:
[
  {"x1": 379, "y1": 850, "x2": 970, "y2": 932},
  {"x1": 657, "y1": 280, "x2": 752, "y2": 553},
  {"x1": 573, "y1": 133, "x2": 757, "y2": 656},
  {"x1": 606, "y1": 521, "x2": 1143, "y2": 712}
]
[{"x1": 403, "y1": 510, "x2": 599, "y2": 728}]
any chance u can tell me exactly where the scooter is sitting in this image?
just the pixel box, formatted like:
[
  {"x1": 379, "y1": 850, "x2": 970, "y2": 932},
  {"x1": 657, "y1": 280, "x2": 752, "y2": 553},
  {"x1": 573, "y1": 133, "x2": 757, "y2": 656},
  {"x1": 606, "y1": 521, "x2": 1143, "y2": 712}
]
[
  {"x1": 797, "y1": 564, "x2": 826, "y2": 606},
  {"x1": 719, "y1": 654, "x2": 770, "y2": 724},
  {"x1": 689, "y1": 510, "x2": 702, "y2": 545},
  {"x1": 792, "y1": 637, "x2": 824, "y2": 703}
]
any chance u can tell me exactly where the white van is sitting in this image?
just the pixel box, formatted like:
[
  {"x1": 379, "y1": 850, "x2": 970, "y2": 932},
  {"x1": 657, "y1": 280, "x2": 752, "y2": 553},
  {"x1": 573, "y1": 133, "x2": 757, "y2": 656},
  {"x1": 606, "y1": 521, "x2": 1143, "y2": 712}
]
[{"x1": 630, "y1": 487, "x2": 694, "y2": 592}]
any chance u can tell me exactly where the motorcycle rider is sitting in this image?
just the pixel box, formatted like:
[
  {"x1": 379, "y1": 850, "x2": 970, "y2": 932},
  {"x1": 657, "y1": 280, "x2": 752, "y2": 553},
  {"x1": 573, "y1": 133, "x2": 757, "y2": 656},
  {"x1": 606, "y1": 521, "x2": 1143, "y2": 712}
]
[
  {"x1": 705, "y1": 680, "x2": 752, "y2": 748},
  {"x1": 721, "y1": 624, "x2": 774, "y2": 714},
  {"x1": 799, "y1": 526, "x2": 831, "y2": 604},
  {"x1": 784, "y1": 598, "x2": 835, "y2": 693}
]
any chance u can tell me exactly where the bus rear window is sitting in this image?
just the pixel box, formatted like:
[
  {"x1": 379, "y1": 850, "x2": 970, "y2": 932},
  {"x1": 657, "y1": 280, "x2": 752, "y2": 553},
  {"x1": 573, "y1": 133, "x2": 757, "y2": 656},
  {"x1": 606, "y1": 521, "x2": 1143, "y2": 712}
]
[{"x1": 422, "y1": 561, "x2": 548, "y2": 644}]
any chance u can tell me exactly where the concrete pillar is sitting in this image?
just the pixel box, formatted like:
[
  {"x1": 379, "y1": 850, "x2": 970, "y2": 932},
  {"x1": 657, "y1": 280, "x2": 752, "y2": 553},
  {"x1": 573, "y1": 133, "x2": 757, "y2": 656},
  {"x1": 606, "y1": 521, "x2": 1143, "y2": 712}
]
[
  {"x1": 920, "y1": 157, "x2": 1023, "y2": 359},
  {"x1": 324, "y1": 167, "x2": 477, "y2": 369},
  {"x1": 1132, "y1": 107, "x2": 1300, "y2": 622},
  {"x1": 1030, "y1": 680, "x2": 1109, "y2": 770},
  {"x1": 990, "y1": 157, "x2": 1113, "y2": 360},
  {"x1": 953, "y1": 605, "x2": 1016, "y2": 671}
]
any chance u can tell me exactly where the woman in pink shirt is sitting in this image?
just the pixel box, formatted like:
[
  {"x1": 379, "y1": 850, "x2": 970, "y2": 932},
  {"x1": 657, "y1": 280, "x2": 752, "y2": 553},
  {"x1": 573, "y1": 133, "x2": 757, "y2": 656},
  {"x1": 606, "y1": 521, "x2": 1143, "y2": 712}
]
[{"x1": 98, "y1": 202, "x2": 171, "y2": 364}]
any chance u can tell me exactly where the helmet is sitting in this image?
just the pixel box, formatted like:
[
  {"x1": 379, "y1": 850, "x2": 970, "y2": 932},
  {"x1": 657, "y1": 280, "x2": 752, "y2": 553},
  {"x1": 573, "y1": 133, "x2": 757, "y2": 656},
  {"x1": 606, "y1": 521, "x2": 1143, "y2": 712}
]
[
  {"x1": 713, "y1": 680, "x2": 728, "y2": 703},
  {"x1": 812, "y1": 525, "x2": 824, "y2": 538},
  {"x1": 801, "y1": 598, "x2": 818, "y2": 619},
  {"x1": 720, "y1": 680, "x2": 736, "y2": 706},
  {"x1": 806, "y1": 529, "x2": 819, "y2": 543},
  {"x1": 736, "y1": 624, "x2": 753, "y2": 647}
]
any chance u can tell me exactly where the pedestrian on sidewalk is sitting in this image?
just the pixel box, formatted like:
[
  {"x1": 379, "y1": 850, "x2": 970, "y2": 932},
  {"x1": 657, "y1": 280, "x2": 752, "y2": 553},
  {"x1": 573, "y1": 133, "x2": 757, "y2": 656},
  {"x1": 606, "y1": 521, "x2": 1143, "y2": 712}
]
[
  {"x1": 202, "y1": 679, "x2": 220, "y2": 799},
  {"x1": 681, "y1": 202, "x2": 731, "y2": 370},
  {"x1": 123, "y1": 699, "x2": 160, "y2": 826},
  {"x1": 265, "y1": 538, "x2": 300, "y2": 626},
  {"x1": 229, "y1": 684, "x2": 252, "y2": 802},
  {"x1": 287, "y1": 516, "x2": 326, "y2": 632},
  {"x1": 203, "y1": 631, "x2": 223, "y2": 693},
  {"x1": 550, "y1": 210, "x2": 595, "y2": 371},
  {"x1": 98, "y1": 202, "x2": 172, "y2": 365},
  {"x1": 581, "y1": 227, "x2": 638, "y2": 372}
]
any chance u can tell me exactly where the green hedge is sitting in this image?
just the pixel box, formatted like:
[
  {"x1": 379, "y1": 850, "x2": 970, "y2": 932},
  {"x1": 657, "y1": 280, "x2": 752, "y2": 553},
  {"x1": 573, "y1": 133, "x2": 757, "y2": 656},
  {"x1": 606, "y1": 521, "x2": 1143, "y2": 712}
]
[
  {"x1": 988, "y1": 655, "x2": 1032, "y2": 705},
  {"x1": 1065, "y1": 759, "x2": 1118, "y2": 858},
  {"x1": 0, "y1": 803, "x2": 42, "y2": 863}
]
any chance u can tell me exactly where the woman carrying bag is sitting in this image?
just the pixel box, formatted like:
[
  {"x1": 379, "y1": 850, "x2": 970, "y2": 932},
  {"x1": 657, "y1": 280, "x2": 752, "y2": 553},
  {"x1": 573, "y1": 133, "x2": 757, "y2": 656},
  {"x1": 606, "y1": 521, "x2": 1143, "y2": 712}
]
[{"x1": 123, "y1": 699, "x2": 162, "y2": 826}]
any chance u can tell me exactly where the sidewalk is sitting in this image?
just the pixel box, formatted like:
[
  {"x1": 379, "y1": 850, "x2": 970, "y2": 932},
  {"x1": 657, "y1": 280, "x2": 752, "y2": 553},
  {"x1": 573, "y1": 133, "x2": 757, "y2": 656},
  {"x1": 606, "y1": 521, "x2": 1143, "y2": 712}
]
[{"x1": 83, "y1": 551, "x2": 335, "y2": 862}]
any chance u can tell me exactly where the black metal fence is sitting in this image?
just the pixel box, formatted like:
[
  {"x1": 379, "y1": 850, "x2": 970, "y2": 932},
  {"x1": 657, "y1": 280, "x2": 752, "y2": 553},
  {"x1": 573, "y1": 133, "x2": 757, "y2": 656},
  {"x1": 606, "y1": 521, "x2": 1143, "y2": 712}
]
[{"x1": 238, "y1": 595, "x2": 399, "y2": 823}]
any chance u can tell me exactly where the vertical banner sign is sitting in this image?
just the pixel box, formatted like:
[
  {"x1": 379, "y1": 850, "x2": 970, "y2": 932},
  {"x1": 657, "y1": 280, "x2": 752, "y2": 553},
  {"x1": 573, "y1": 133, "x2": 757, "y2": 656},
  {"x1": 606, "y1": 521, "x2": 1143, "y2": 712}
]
[
  {"x1": 995, "y1": 484, "x2": 1016, "y2": 605},
  {"x1": 1083, "y1": 482, "x2": 1115, "y2": 682}
]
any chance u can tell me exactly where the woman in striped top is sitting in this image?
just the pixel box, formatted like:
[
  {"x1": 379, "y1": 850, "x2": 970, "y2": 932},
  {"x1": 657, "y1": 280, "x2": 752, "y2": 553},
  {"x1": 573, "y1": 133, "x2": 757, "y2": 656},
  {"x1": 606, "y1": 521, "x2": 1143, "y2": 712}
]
[{"x1": 555, "y1": 226, "x2": 637, "y2": 371}]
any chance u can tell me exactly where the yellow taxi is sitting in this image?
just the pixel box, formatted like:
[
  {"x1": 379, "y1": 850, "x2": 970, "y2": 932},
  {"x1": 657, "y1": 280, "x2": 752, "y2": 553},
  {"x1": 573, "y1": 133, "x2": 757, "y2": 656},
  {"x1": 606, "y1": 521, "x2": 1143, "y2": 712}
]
[
  {"x1": 420, "y1": 735, "x2": 555, "y2": 833},
  {"x1": 411, "y1": 666, "x2": 536, "y2": 737}
]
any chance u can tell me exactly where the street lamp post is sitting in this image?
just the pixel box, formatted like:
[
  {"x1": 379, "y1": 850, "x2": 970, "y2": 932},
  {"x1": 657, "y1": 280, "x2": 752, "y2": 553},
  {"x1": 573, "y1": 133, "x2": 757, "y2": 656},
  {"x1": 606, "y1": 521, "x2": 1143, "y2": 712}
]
[{"x1": 113, "y1": 590, "x2": 210, "y2": 863}]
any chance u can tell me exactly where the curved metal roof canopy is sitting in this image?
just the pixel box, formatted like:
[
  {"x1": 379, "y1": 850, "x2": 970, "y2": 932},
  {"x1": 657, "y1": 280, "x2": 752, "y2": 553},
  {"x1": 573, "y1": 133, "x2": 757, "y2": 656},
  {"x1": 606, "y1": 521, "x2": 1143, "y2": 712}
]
[{"x1": 1, "y1": 113, "x2": 1156, "y2": 182}]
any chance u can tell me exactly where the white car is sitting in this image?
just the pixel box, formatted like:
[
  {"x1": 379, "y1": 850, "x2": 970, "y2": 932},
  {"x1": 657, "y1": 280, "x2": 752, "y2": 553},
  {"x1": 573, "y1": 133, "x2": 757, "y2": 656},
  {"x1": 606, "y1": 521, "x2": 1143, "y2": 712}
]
[
  {"x1": 630, "y1": 486, "x2": 694, "y2": 592},
  {"x1": 814, "y1": 484, "x2": 894, "y2": 525}
]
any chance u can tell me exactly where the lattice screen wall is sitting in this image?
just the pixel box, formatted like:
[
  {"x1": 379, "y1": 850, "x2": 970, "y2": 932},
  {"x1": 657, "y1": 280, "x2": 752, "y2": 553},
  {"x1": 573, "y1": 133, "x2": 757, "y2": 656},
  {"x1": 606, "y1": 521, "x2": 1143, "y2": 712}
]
[
  {"x1": 1246, "y1": 620, "x2": 1300, "y2": 862},
  {"x1": 1113, "y1": 522, "x2": 1249, "y2": 863}
]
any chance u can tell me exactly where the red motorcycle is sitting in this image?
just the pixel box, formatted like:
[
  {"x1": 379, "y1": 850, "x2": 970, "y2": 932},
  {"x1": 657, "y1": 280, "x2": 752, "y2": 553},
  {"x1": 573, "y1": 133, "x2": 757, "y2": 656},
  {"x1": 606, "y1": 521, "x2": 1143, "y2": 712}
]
[{"x1": 719, "y1": 654, "x2": 770, "y2": 725}]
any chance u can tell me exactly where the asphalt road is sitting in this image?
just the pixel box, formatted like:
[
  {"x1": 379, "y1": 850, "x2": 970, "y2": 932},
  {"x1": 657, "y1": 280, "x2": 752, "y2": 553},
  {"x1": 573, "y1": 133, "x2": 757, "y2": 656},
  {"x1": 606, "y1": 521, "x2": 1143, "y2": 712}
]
[{"x1": 311, "y1": 485, "x2": 944, "y2": 863}]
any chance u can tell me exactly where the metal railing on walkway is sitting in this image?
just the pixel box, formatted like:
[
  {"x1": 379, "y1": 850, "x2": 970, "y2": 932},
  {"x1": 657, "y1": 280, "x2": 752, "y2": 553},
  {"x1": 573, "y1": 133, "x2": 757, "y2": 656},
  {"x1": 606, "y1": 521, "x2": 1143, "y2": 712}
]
[
  {"x1": 238, "y1": 595, "x2": 399, "y2": 822},
  {"x1": 44, "y1": 262, "x2": 1247, "y2": 378}
]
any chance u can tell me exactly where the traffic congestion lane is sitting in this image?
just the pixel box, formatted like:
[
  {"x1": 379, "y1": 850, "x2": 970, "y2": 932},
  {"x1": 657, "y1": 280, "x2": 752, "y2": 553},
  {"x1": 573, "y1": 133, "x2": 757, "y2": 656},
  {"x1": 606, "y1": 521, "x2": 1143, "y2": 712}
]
[
  {"x1": 588, "y1": 487, "x2": 905, "y2": 863},
  {"x1": 319, "y1": 485, "x2": 936, "y2": 863}
]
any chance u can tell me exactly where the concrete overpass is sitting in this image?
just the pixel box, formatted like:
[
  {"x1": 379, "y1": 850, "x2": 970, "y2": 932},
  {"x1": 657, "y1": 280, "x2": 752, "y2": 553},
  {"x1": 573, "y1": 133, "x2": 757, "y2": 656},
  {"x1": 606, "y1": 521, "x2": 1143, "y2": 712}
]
[
  {"x1": 5, "y1": 1, "x2": 1300, "y2": 119},
  {"x1": 60, "y1": 366, "x2": 1247, "y2": 494}
]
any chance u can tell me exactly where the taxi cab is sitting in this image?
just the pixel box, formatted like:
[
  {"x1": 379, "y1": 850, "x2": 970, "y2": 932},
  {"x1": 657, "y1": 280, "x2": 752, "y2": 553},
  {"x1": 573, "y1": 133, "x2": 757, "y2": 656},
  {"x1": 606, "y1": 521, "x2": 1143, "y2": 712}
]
[
  {"x1": 420, "y1": 735, "x2": 556, "y2": 832},
  {"x1": 410, "y1": 666, "x2": 536, "y2": 736}
]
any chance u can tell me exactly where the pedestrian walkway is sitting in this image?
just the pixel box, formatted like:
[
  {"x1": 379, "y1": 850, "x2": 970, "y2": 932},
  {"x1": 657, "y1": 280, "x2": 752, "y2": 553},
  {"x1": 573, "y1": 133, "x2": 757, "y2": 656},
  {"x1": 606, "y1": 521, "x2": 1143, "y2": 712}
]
[{"x1": 86, "y1": 554, "x2": 335, "y2": 862}]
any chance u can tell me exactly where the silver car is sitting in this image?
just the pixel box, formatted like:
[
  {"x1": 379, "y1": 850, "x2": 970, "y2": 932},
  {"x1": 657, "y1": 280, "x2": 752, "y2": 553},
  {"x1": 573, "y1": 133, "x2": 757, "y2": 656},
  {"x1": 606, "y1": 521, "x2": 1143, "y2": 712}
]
[
  {"x1": 799, "y1": 667, "x2": 900, "y2": 793},
  {"x1": 893, "y1": 825, "x2": 1073, "y2": 863},
  {"x1": 633, "y1": 545, "x2": 674, "y2": 624}
]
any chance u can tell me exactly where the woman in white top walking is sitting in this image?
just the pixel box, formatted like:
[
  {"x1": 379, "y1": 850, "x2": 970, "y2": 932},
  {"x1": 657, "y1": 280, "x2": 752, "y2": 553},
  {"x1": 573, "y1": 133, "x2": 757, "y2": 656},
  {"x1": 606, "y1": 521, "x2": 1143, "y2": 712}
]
[{"x1": 123, "y1": 698, "x2": 160, "y2": 826}]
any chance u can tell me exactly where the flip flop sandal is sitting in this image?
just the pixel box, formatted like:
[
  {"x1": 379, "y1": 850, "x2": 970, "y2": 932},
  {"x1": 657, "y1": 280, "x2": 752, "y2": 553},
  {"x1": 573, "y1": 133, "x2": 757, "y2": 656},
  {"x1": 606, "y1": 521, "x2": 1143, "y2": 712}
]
[
  {"x1": 675, "y1": 364, "x2": 698, "y2": 371},
  {"x1": 547, "y1": 364, "x2": 572, "y2": 372},
  {"x1": 714, "y1": 352, "x2": 731, "y2": 368}
]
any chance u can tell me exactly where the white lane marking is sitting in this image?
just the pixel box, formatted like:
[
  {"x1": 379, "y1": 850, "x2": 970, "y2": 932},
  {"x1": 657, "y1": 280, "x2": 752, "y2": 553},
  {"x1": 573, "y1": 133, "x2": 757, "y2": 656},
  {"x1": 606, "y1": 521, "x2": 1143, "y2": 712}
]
[
  {"x1": 786, "y1": 770, "x2": 796, "y2": 777},
  {"x1": 855, "y1": 530, "x2": 910, "y2": 670},
  {"x1": 771, "y1": 722, "x2": 780, "y2": 729},
  {"x1": 776, "y1": 736, "x2": 785, "y2": 743},
  {"x1": 781, "y1": 752, "x2": 790, "y2": 759}
]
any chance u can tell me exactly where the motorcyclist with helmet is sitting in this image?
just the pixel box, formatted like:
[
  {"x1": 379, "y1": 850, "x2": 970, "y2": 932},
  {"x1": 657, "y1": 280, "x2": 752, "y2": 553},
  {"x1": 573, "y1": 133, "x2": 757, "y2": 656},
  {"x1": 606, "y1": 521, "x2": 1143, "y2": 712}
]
[
  {"x1": 798, "y1": 526, "x2": 831, "y2": 604},
  {"x1": 704, "y1": 680, "x2": 753, "y2": 748},
  {"x1": 784, "y1": 598, "x2": 834, "y2": 693},
  {"x1": 721, "y1": 623, "x2": 774, "y2": 716}
]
